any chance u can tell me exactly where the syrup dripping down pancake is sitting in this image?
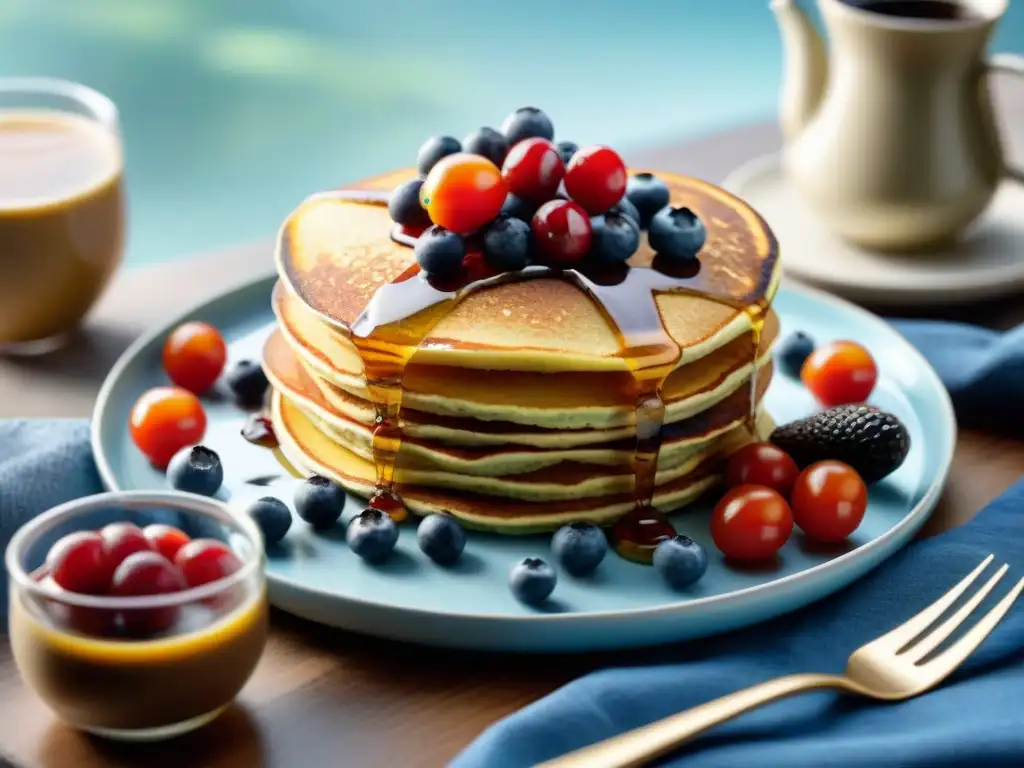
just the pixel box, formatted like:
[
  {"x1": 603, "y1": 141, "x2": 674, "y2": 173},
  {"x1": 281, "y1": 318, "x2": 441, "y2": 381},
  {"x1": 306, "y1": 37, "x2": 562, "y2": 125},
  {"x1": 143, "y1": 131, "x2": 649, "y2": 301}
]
[
  {"x1": 275, "y1": 169, "x2": 780, "y2": 373},
  {"x1": 272, "y1": 391, "x2": 774, "y2": 532},
  {"x1": 262, "y1": 328, "x2": 773, "y2": 480},
  {"x1": 270, "y1": 288, "x2": 780, "y2": 430}
]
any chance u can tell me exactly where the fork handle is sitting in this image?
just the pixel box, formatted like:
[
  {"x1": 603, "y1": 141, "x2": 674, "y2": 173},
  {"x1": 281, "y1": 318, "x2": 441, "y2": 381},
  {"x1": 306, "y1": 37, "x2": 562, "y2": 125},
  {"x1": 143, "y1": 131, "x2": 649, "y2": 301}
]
[{"x1": 536, "y1": 673, "x2": 846, "y2": 768}]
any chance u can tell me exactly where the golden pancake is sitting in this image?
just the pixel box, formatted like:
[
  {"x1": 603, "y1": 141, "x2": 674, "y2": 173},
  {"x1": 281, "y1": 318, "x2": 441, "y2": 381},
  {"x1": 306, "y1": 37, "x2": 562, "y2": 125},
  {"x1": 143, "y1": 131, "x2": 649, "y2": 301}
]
[
  {"x1": 272, "y1": 391, "x2": 773, "y2": 532},
  {"x1": 262, "y1": 328, "x2": 773, "y2": 478},
  {"x1": 270, "y1": 297, "x2": 779, "y2": 429},
  {"x1": 275, "y1": 169, "x2": 780, "y2": 373}
]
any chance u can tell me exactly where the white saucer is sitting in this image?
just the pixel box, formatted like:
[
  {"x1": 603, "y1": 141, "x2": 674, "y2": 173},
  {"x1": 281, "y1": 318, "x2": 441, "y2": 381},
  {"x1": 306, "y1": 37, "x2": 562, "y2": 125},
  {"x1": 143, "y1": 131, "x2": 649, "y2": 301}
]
[{"x1": 723, "y1": 153, "x2": 1024, "y2": 305}]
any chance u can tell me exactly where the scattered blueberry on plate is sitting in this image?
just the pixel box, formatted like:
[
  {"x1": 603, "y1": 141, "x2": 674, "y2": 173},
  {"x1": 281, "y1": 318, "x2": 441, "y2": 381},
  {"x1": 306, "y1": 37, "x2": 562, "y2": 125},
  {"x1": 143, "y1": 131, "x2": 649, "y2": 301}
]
[
  {"x1": 294, "y1": 475, "x2": 345, "y2": 529},
  {"x1": 777, "y1": 331, "x2": 816, "y2": 379},
  {"x1": 415, "y1": 226, "x2": 466, "y2": 277},
  {"x1": 509, "y1": 557, "x2": 557, "y2": 605},
  {"x1": 417, "y1": 514, "x2": 467, "y2": 565},
  {"x1": 648, "y1": 206, "x2": 706, "y2": 262},
  {"x1": 463, "y1": 127, "x2": 509, "y2": 168},
  {"x1": 589, "y1": 212, "x2": 640, "y2": 264},
  {"x1": 246, "y1": 496, "x2": 292, "y2": 545},
  {"x1": 625, "y1": 172, "x2": 671, "y2": 228},
  {"x1": 551, "y1": 522, "x2": 608, "y2": 576},
  {"x1": 347, "y1": 509, "x2": 399, "y2": 563},
  {"x1": 225, "y1": 359, "x2": 269, "y2": 409},
  {"x1": 653, "y1": 535, "x2": 708, "y2": 589},
  {"x1": 388, "y1": 178, "x2": 430, "y2": 229},
  {"x1": 417, "y1": 135, "x2": 462, "y2": 176},
  {"x1": 483, "y1": 215, "x2": 531, "y2": 272},
  {"x1": 166, "y1": 445, "x2": 223, "y2": 496},
  {"x1": 500, "y1": 106, "x2": 555, "y2": 146}
]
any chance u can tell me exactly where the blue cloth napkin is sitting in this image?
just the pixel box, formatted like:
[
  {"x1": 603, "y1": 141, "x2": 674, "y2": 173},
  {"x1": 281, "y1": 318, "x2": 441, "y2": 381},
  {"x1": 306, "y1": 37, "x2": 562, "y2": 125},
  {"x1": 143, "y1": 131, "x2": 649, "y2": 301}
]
[{"x1": 452, "y1": 320, "x2": 1024, "y2": 768}]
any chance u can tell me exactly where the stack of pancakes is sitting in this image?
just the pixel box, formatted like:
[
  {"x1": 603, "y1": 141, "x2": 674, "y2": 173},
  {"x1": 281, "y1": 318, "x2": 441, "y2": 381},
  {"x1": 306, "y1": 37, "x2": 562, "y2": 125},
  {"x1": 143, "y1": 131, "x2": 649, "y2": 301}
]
[{"x1": 263, "y1": 169, "x2": 781, "y2": 533}]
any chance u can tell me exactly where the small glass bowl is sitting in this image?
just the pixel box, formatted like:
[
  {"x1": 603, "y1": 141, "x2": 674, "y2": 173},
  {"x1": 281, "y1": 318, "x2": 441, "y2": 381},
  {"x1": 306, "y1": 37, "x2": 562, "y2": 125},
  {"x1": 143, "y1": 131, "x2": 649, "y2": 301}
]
[{"x1": 5, "y1": 491, "x2": 268, "y2": 742}]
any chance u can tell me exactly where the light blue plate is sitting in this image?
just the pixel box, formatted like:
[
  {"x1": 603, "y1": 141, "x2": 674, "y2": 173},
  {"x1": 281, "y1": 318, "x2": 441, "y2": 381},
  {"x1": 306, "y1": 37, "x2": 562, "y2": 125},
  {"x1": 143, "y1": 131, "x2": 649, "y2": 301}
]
[{"x1": 92, "y1": 275, "x2": 955, "y2": 652}]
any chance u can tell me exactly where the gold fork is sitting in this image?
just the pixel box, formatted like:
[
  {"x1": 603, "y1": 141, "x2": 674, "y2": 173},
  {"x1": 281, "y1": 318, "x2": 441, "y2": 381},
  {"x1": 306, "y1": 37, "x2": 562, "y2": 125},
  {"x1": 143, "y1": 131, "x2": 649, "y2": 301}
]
[{"x1": 539, "y1": 556, "x2": 1023, "y2": 768}]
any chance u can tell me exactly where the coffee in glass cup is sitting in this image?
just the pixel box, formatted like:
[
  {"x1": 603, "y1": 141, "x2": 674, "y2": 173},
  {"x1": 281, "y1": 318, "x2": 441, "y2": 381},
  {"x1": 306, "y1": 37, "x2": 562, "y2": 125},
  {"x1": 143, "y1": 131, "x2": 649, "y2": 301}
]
[{"x1": 0, "y1": 78, "x2": 125, "y2": 354}]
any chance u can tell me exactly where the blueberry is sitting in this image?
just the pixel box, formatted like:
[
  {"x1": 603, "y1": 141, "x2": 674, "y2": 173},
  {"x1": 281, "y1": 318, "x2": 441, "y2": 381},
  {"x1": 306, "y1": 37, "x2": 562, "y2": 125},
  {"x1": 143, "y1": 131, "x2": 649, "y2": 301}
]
[
  {"x1": 246, "y1": 496, "x2": 292, "y2": 545},
  {"x1": 500, "y1": 194, "x2": 537, "y2": 223},
  {"x1": 509, "y1": 557, "x2": 557, "y2": 605},
  {"x1": 648, "y1": 206, "x2": 706, "y2": 262},
  {"x1": 483, "y1": 215, "x2": 531, "y2": 272},
  {"x1": 551, "y1": 522, "x2": 608, "y2": 576},
  {"x1": 500, "y1": 107, "x2": 554, "y2": 146},
  {"x1": 414, "y1": 226, "x2": 465, "y2": 276},
  {"x1": 417, "y1": 513, "x2": 466, "y2": 565},
  {"x1": 609, "y1": 197, "x2": 642, "y2": 228},
  {"x1": 347, "y1": 509, "x2": 399, "y2": 563},
  {"x1": 224, "y1": 359, "x2": 269, "y2": 409},
  {"x1": 653, "y1": 535, "x2": 708, "y2": 589},
  {"x1": 777, "y1": 331, "x2": 816, "y2": 379},
  {"x1": 388, "y1": 179, "x2": 430, "y2": 228},
  {"x1": 556, "y1": 140, "x2": 579, "y2": 165},
  {"x1": 589, "y1": 213, "x2": 640, "y2": 264},
  {"x1": 417, "y1": 135, "x2": 461, "y2": 176},
  {"x1": 625, "y1": 172, "x2": 671, "y2": 228},
  {"x1": 294, "y1": 475, "x2": 345, "y2": 529},
  {"x1": 166, "y1": 445, "x2": 223, "y2": 496},
  {"x1": 463, "y1": 127, "x2": 509, "y2": 168}
]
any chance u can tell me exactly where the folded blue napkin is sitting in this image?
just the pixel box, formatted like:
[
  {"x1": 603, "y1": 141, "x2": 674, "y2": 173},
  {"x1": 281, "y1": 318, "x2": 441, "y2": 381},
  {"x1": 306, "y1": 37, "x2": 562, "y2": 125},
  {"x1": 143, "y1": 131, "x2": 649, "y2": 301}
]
[{"x1": 452, "y1": 320, "x2": 1024, "y2": 768}]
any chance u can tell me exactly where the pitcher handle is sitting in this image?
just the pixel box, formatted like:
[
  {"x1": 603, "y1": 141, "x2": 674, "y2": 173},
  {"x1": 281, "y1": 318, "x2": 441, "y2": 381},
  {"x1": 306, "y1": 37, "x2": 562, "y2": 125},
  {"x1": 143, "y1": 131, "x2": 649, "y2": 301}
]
[{"x1": 988, "y1": 53, "x2": 1024, "y2": 183}]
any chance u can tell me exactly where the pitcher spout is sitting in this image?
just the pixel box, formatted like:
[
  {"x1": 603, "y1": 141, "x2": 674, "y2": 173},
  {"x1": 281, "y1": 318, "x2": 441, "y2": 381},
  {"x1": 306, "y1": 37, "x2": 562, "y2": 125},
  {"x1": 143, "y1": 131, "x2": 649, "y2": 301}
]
[{"x1": 772, "y1": 0, "x2": 828, "y2": 142}]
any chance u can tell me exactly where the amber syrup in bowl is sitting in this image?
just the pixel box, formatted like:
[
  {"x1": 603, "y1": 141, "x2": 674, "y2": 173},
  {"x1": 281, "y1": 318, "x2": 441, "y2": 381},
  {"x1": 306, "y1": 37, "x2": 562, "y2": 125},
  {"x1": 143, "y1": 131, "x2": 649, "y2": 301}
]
[
  {"x1": 315, "y1": 188, "x2": 770, "y2": 564},
  {"x1": 4, "y1": 491, "x2": 267, "y2": 741}
]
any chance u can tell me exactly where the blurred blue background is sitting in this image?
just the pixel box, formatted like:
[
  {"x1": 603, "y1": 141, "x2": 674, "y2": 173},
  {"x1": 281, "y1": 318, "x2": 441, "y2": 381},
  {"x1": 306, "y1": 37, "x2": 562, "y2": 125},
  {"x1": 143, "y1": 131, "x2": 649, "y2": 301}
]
[{"x1": 2, "y1": 0, "x2": 1022, "y2": 267}]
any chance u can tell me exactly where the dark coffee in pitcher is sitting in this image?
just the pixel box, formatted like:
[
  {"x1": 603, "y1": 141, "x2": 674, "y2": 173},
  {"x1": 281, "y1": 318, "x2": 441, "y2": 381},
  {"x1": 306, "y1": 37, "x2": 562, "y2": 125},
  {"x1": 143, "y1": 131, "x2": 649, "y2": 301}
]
[{"x1": 846, "y1": 0, "x2": 981, "y2": 21}]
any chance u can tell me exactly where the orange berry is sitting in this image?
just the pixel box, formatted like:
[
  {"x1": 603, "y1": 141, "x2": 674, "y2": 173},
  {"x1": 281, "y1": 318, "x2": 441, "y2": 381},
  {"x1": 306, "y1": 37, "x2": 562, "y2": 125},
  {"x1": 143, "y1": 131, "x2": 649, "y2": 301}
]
[
  {"x1": 801, "y1": 340, "x2": 877, "y2": 407},
  {"x1": 420, "y1": 153, "x2": 507, "y2": 234}
]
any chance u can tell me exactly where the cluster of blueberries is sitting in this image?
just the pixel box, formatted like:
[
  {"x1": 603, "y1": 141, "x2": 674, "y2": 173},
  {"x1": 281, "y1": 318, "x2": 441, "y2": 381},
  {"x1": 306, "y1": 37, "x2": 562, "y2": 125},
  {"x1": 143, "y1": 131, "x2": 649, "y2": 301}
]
[{"x1": 387, "y1": 106, "x2": 708, "y2": 280}]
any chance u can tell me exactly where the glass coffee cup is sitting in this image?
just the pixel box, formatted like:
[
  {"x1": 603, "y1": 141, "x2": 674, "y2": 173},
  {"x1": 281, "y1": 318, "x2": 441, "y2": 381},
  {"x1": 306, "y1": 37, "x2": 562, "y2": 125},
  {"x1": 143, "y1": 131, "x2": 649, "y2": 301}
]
[
  {"x1": 5, "y1": 491, "x2": 267, "y2": 741},
  {"x1": 0, "y1": 78, "x2": 126, "y2": 354}
]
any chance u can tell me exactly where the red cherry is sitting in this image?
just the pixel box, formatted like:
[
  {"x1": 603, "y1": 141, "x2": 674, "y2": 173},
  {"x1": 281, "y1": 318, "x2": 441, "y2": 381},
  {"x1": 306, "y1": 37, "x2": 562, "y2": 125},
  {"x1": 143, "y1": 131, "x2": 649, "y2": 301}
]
[
  {"x1": 531, "y1": 200, "x2": 592, "y2": 265},
  {"x1": 143, "y1": 524, "x2": 192, "y2": 562},
  {"x1": 501, "y1": 138, "x2": 565, "y2": 202},
  {"x1": 100, "y1": 523, "x2": 152, "y2": 570},
  {"x1": 790, "y1": 461, "x2": 868, "y2": 543},
  {"x1": 162, "y1": 321, "x2": 227, "y2": 395},
  {"x1": 111, "y1": 551, "x2": 187, "y2": 635},
  {"x1": 724, "y1": 443, "x2": 800, "y2": 495},
  {"x1": 564, "y1": 145, "x2": 627, "y2": 214},
  {"x1": 174, "y1": 539, "x2": 242, "y2": 588},
  {"x1": 801, "y1": 341, "x2": 878, "y2": 407},
  {"x1": 710, "y1": 485, "x2": 794, "y2": 561},
  {"x1": 46, "y1": 532, "x2": 113, "y2": 595},
  {"x1": 129, "y1": 386, "x2": 207, "y2": 469}
]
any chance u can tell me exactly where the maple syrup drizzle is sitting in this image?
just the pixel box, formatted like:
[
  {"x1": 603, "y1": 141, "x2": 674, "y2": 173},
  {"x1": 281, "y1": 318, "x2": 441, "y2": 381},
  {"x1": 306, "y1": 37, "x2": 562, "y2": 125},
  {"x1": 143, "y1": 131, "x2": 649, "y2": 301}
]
[{"x1": 320, "y1": 190, "x2": 768, "y2": 564}]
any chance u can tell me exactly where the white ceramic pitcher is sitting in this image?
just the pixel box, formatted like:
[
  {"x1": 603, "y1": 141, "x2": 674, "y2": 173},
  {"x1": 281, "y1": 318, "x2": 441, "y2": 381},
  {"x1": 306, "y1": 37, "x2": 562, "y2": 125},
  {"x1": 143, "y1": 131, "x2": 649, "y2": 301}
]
[{"x1": 773, "y1": 0, "x2": 1023, "y2": 251}]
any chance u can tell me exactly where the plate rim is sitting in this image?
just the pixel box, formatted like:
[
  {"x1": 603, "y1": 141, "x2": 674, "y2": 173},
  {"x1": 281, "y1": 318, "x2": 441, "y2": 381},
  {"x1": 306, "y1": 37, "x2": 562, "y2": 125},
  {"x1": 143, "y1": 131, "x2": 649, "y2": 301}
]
[
  {"x1": 723, "y1": 152, "x2": 1024, "y2": 304},
  {"x1": 92, "y1": 271, "x2": 956, "y2": 628}
]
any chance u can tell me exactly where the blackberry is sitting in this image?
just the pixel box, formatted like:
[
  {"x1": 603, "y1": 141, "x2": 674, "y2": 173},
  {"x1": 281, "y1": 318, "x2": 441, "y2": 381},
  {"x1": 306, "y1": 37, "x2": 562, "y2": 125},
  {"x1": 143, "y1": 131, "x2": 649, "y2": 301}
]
[{"x1": 770, "y1": 405, "x2": 911, "y2": 484}]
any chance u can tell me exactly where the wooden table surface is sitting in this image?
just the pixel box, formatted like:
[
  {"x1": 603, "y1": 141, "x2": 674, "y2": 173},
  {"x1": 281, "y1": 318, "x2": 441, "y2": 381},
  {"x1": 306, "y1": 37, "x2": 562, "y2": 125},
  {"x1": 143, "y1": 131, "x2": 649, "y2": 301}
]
[{"x1": 2, "y1": 106, "x2": 1024, "y2": 767}]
